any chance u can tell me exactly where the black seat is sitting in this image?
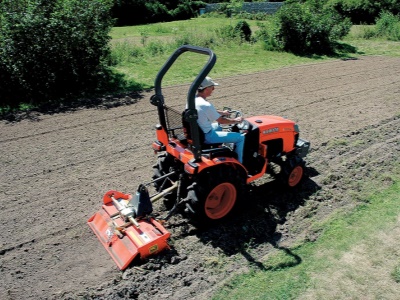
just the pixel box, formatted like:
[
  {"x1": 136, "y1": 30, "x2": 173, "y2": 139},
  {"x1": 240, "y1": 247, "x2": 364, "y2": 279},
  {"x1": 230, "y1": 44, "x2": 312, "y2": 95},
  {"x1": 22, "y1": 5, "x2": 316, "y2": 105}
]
[
  {"x1": 181, "y1": 109, "x2": 238, "y2": 160},
  {"x1": 182, "y1": 109, "x2": 221, "y2": 149}
]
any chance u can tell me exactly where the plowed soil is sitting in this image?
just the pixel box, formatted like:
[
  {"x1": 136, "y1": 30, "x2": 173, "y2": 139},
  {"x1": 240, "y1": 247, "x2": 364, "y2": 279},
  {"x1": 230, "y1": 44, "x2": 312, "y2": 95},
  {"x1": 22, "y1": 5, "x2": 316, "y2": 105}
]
[{"x1": 1, "y1": 56, "x2": 399, "y2": 300}]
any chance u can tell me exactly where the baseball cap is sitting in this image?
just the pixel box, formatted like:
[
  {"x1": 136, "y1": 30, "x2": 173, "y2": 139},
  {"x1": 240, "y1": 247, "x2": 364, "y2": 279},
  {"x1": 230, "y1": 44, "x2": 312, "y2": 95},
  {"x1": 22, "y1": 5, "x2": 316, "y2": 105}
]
[{"x1": 199, "y1": 76, "x2": 219, "y2": 89}]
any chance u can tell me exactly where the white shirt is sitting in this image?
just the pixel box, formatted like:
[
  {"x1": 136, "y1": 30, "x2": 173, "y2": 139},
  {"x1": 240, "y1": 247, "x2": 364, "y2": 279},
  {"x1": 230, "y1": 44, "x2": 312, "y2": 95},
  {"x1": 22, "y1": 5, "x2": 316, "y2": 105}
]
[{"x1": 194, "y1": 96, "x2": 220, "y2": 133}]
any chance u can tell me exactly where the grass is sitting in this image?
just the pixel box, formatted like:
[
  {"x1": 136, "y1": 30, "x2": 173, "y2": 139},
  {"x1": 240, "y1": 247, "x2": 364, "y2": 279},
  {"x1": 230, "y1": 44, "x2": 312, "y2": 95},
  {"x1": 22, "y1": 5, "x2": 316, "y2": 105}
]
[
  {"x1": 392, "y1": 265, "x2": 400, "y2": 283},
  {"x1": 113, "y1": 43, "x2": 321, "y2": 89},
  {"x1": 343, "y1": 24, "x2": 400, "y2": 56},
  {"x1": 110, "y1": 17, "x2": 270, "y2": 41},
  {"x1": 3, "y1": 19, "x2": 400, "y2": 114},
  {"x1": 213, "y1": 177, "x2": 400, "y2": 300},
  {"x1": 343, "y1": 38, "x2": 400, "y2": 56},
  {"x1": 109, "y1": 20, "x2": 400, "y2": 91}
]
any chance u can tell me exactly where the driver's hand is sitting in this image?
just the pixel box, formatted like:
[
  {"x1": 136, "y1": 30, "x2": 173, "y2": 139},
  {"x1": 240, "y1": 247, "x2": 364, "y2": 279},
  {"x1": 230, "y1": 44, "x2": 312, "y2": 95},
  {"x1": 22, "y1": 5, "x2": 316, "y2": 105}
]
[
  {"x1": 221, "y1": 110, "x2": 230, "y2": 117},
  {"x1": 234, "y1": 116, "x2": 243, "y2": 124}
]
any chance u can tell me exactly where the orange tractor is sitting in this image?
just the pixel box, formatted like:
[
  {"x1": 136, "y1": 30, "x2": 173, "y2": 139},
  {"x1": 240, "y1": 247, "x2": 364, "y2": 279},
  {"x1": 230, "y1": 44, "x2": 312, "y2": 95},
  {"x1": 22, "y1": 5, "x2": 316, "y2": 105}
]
[{"x1": 88, "y1": 45, "x2": 310, "y2": 270}]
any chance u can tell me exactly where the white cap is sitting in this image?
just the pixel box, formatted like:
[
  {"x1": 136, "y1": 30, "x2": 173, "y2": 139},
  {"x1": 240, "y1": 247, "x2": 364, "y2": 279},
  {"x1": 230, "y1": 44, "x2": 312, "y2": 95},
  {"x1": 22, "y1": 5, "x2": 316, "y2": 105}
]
[{"x1": 199, "y1": 76, "x2": 219, "y2": 89}]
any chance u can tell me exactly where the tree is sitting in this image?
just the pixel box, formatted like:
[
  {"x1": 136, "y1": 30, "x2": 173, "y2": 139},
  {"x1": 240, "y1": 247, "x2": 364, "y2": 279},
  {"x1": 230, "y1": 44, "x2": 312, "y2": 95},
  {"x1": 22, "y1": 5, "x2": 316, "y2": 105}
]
[
  {"x1": 275, "y1": 1, "x2": 351, "y2": 54},
  {"x1": 228, "y1": 0, "x2": 244, "y2": 16},
  {"x1": 326, "y1": 0, "x2": 400, "y2": 24},
  {"x1": 111, "y1": 0, "x2": 205, "y2": 26},
  {"x1": 0, "y1": 0, "x2": 114, "y2": 108}
]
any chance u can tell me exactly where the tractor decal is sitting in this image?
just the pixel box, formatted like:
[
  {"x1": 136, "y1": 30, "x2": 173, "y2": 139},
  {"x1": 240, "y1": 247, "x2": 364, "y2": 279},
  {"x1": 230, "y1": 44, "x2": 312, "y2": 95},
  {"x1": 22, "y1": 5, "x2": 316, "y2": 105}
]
[{"x1": 262, "y1": 127, "x2": 279, "y2": 134}]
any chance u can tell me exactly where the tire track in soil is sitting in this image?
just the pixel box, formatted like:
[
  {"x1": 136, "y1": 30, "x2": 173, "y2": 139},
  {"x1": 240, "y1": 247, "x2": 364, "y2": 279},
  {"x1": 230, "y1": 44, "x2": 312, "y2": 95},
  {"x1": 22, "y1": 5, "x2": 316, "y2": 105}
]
[{"x1": 0, "y1": 56, "x2": 399, "y2": 300}]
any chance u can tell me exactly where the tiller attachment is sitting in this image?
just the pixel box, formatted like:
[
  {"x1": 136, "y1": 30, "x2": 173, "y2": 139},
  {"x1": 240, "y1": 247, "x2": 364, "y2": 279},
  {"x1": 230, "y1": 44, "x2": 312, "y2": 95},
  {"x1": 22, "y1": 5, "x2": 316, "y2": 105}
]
[{"x1": 88, "y1": 185, "x2": 170, "y2": 270}]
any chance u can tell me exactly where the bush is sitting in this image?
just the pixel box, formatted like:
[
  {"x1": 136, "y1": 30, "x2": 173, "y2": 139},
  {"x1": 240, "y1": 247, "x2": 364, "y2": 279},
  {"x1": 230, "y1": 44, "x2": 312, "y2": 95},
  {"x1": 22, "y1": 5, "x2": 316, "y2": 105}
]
[
  {"x1": 215, "y1": 20, "x2": 252, "y2": 43},
  {"x1": 356, "y1": 26, "x2": 377, "y2": 39},
  {"x1": 216, "y1": 25, "x2": 238, "y2": 41},
  {"x1": 170, "y1": 0, "x2": 205, "y2": 21},
  {"x1": 254, "y1": 22, "x2": 280, "y2": 51},
  {"x1": 234, "y1": 20, "x2": 252, "y2": 42},
  {"x1": 327, "y1": 0, "x2": 400, "y2": 25},
  {"x1": 211, "y1": 1, "x2": 245, "y2": 18},
  {"x1": 0, "y1": 0, "x2": 115, "y2": 109},
  {"x1": 146, "y1": 41, "x2": 163, "y2": 56},
  {"x1": 112, "y1": 0, "x2": 205, "y2": 26},
  {"x1": 375, "y1": 11, "x2": 400, "y2": 41},
  {"x1": 236, "y1": 12, "x2": 269, "y2": 21},
  {"x1": 274, "y1": 2, "x2": 351, "y2": 55},
  {"x1": 174, "y1": 32, "x2": 216, "y2": 49},
  {"x1": 111, "y1": 42, "x2": 144, "y2": 65}
]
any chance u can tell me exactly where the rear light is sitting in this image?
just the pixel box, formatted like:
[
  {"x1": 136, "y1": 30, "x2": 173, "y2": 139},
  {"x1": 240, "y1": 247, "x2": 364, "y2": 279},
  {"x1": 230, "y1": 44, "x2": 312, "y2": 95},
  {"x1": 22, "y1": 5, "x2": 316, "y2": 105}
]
[{"x1": 152, "y1": 141, "x2": 164, "y2": 152}]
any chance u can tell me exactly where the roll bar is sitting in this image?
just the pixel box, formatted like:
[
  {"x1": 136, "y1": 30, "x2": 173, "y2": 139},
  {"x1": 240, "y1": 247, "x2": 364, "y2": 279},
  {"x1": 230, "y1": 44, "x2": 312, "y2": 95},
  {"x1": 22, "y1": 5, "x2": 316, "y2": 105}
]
[{"x1": 150, "y1": 45, "x2": 217, "y2": 161}]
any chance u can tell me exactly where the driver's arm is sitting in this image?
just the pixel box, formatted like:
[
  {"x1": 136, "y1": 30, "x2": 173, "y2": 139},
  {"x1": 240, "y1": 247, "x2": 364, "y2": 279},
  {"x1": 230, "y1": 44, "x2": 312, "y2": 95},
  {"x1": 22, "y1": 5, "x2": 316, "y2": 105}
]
[
  {"x1": 217, "y1": 109, "x2": 230, "y2": 117},
  {"x1": 217, "y1": 115, "x2": 243, "y2": 125}
]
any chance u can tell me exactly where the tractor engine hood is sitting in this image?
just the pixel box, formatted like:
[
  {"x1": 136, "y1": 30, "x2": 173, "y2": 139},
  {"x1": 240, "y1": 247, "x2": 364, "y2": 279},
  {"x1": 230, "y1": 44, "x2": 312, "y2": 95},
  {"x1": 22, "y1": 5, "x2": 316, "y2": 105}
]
[{"x1": 247, "y1": 115, "x2": 298, "y2": 133}]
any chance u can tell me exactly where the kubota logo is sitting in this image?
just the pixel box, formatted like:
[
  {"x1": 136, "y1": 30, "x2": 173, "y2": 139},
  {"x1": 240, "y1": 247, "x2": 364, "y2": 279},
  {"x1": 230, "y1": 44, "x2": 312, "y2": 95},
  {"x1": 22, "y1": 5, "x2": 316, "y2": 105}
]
[{"x1": 262, "y1": 127, "x2": 279, "y2": 134}]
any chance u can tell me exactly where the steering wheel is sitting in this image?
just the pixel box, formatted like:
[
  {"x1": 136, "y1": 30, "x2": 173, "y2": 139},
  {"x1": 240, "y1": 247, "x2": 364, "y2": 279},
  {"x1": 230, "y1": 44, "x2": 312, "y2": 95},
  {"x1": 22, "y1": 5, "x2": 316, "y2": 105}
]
[
  {"x1": 236, "y1": 119, "x2": 250, "y2": 131},
  {"x1": 222, "y1": 109, "x2": 249, "y2": 131}
]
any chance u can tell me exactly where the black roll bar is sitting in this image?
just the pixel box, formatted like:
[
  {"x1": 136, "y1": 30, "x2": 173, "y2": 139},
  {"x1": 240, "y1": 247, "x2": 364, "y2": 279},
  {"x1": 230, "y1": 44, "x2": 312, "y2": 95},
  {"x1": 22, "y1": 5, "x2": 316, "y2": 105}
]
[{"x1": 151, "y1": 45, "x2": 217, "y2": 161}]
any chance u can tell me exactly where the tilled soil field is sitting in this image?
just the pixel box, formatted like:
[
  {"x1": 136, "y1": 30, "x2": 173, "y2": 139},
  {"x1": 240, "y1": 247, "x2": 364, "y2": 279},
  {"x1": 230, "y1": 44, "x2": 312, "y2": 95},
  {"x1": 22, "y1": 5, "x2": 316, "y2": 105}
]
[{"x1": 1, "y1": 56, "x2": 399, "y2": 300}]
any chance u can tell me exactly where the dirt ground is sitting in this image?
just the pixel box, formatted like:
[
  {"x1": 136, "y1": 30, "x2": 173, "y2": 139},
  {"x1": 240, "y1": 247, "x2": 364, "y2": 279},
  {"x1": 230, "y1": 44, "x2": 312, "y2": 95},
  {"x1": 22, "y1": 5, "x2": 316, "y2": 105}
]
[{"x1": 1, "y1": 56, "x2": 399, "y2": 300}]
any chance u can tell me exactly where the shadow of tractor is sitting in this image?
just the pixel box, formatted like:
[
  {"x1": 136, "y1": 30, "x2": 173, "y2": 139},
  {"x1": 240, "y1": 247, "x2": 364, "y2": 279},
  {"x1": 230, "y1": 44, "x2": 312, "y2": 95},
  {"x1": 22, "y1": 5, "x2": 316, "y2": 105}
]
[{"x1": 194, "y1": 169, "x2": 320, "y2": 270}]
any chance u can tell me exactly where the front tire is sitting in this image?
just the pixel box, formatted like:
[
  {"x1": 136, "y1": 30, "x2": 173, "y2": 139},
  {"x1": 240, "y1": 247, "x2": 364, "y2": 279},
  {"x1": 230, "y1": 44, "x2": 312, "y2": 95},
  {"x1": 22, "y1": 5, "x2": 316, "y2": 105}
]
[{"x1": 280, "y1": 156, "x2": 305, "y2": 188}]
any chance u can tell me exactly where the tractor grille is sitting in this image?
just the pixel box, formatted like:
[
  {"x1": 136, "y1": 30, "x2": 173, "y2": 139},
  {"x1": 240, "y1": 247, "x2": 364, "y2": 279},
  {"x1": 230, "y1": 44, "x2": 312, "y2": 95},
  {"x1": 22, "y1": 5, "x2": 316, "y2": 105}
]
[{"x1": 164, "y1": 105, "x2": 186, "y2": 141}]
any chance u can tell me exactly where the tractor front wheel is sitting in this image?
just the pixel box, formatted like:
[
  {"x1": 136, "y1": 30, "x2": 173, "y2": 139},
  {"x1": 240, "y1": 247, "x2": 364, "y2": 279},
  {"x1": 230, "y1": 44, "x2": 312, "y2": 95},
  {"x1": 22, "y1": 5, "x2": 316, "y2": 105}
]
[{"x1": 280, "y1": 157, "x2": 305, "y2": 188}]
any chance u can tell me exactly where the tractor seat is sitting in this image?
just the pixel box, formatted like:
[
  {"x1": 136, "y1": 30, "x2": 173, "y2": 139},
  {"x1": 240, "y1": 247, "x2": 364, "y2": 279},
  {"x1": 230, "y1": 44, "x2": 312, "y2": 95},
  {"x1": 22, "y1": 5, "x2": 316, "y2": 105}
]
[
  {"x1": 184, "y1": 125, "x2": 237, "y2": 160},
  {"x1": 182, "y1": 109, "x2": 222, "y2": 152}
]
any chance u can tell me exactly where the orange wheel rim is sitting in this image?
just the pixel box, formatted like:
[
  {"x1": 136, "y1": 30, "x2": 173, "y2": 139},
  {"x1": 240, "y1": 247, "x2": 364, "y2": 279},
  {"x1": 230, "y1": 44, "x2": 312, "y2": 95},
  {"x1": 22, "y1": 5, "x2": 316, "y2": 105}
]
[
  {"x1": 288, "y1": 165, "x2": 303, "y2": 187},
  {"x1": 205, "y1": 183, "x2": 236, "y2": 219}
]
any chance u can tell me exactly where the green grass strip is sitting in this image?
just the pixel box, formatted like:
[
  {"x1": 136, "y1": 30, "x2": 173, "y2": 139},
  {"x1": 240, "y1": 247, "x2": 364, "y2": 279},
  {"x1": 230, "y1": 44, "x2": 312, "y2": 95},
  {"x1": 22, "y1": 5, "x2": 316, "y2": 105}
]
[
  {"x1": 108, "y1": 20, "x2": 400, "y2": 92},
  {"x1": 213, "y1": 178, "x2": 400, "y2": 300}
]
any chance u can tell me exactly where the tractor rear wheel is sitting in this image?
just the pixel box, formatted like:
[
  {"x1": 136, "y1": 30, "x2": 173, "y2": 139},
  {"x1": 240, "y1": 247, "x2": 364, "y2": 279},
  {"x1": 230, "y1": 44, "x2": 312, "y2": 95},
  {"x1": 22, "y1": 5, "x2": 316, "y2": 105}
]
[
  {"x1": 185, "y1": 166, "x2": 246, "y2": 222},
  {"x1": 152, "y1": 153, "x2": 178, "y2": 209}
]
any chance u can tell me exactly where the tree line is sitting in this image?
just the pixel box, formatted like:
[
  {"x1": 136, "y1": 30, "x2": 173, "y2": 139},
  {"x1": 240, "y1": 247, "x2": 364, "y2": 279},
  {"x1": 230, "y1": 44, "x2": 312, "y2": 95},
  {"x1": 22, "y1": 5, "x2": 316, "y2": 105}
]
[
  {"x1": 1, "y1": 0, "x2": 399, "y2": 112},
  {"x1": 113, "y1": 0, "x2": 400, "y2": 26}
]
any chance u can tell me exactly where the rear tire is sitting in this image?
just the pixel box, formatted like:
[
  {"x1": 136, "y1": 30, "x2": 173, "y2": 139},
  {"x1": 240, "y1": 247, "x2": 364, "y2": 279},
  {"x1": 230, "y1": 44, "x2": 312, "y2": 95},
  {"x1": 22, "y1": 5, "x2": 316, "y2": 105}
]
[
  {"x1": 152, "y1": 153, "x2": 178, "y2": 209},
  {"x1": 186, "y1": 166, "x2": 246, "y2": 223}
]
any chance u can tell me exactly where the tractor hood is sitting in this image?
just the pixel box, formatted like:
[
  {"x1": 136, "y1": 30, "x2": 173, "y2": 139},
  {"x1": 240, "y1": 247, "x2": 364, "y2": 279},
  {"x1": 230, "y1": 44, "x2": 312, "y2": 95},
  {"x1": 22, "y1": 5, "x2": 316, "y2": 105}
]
[{"x1": 247, "y1": 115, "x2": 297, "y2": 133}]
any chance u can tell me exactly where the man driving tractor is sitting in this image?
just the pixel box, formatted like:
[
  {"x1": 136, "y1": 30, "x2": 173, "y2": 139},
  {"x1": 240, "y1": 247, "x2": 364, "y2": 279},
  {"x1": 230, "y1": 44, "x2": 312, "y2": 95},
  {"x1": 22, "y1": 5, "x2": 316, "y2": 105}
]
[{"x1": 194, "y1": 76, "x2": 245, "y2": 163}]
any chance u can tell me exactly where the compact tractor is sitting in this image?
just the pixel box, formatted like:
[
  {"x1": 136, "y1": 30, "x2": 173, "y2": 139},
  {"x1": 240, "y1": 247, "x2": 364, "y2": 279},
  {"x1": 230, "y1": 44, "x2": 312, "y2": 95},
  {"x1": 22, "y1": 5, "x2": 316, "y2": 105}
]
[{"x1": 88, "y1": 45, "x2": 310, "y2": 270}]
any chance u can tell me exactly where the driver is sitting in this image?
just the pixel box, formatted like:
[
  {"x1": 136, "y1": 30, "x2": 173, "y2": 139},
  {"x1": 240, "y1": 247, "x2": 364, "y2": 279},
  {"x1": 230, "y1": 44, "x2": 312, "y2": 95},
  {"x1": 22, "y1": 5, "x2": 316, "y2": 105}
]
[{"x1": 194, "y1": 76, "x2": 245, "y2": 163}]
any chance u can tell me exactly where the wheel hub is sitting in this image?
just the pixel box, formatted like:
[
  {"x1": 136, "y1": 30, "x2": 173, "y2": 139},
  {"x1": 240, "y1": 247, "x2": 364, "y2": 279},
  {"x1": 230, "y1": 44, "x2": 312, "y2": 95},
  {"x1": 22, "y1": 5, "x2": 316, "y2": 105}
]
[
  {"x1": 204, "y1": 182, "x2": 236, "y2": 219},
  {"x1": 288, "y1": 165, "x2": 303, "y2": 187}
]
